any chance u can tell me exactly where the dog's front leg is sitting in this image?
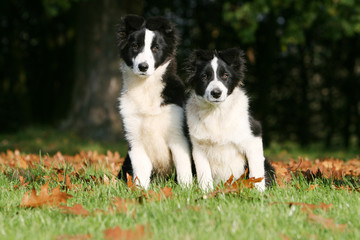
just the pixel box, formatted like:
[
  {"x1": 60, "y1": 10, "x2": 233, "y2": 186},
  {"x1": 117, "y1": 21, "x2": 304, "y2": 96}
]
[
  {"x1": 128, "y1": 144, "x2": 153, "y2": 189},
  {"x1": 192, "y1": 144, "x2": 213, "y2": 191},
  {"x1": 243, "y1": 137, "x2": 266, "y2": 191},
  {"x1": 169, "y1": 137, "x2": 193, "y2": 187}
]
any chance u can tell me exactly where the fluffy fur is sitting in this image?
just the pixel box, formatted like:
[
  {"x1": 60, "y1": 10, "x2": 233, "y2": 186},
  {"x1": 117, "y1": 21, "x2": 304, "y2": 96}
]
[
  {"x1": 116, "y1": 15, "x2": 193, "y2": 189},
  {"x1": 184, "y1": 48, "x2": 275, "y2": 191}
]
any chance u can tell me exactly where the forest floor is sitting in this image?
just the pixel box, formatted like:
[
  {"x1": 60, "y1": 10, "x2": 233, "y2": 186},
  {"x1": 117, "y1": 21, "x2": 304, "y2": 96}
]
[{"x1": 0, "y1": 127, "x2": 359, "y2": 239}]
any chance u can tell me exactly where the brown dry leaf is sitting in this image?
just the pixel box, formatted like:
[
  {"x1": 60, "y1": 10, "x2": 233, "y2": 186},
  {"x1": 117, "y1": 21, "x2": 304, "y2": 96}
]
[
  {"x1": 307, "y1": 211, "x2": 346, "y2": 231},
  {"x1": 20, "y1": 181, "x2": 73, "y2": 208},
  {"x1": 57, "y1": 173, "x2": 65, "y2": 182},
  {"x1": 59, "y1": 204, "x2": 89, "y2": 216},
  {"x1": 332, "y1": 184, "x2": 360, "y2": 192},
  {"x1": 141, "y1": 187, "x2": 173, "y2": 202},
  {"x1": 126, "y1": 173, "x2": 141, "y2": 191},
  {"x1": 126, "y1": 173, "x2": 134, "y2": 189},
  {"x1": 104, "y1": 225, "x2": 146, "y2": 240},
  {"x1": 111, "y1": 197, "x2": 138, "y2": 213},
  {"x1": 14, "y1": 175, "x2": 29, "y2": 189},
  {"x1": 55, "y1": 234, "x2": 91, "y2": 240},
  {"x1": 280, "y1": 233, "x2": 291, "y2": 240},
  {"x1": 203, "y1": 172, "x2": 264, "y2": 199},
  {"x1": 224, "y1": 174, "x2": 234, "y2": 185},
  {"x1": 308, "y1": 184, "x2": 319, "y2": 190}
]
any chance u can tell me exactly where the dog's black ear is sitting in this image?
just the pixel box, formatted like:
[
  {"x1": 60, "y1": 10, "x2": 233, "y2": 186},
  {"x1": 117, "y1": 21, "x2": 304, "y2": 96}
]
[
  {"x1": 146, "y1": 17, "x2": 179, "y2": 49},
  {"x1": 184, "y1": 50, "x2": 211, "y2": 88},
  {"x1": 218, "y1": 48, "x2": 246, "y2": 76},
  {"x1": 116, "y1": 15, "x2": 145, "y2": 50},
  {"x1": 146, "y1": 17, "x2": 176, "y2": 35}
]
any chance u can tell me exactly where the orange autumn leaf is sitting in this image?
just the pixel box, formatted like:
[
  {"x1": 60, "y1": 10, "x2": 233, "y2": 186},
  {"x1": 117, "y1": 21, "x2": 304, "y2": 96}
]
[
  {"x1": 59, "y1": 204, "x2": 89, "y2": 216},
  {"x1": 20, "y1": 181, "x2": 73, "y2": 208},
  {"x1": 203, "y1": 172, "x2": 264, "y2": 199},
  {"x1": 111, "y1": 197, "x2": 138, "y2": 213},
  {"x1": 308, "y1": 184, "x2": 319, "y2": 190},
  {"x1": 126, "y1": 173, "x2": 141, "y2": 191},
  {"x1": 140, "y1": 187, "x2": 173, "y2": 202},
  {"x1": 104, "y1": 225, "x2": 146, "y2": 240}
]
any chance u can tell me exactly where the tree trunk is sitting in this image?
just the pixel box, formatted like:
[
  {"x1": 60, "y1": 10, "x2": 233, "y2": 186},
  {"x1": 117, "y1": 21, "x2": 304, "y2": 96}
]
[{"x1": 61, "y1": 0, "x2": 143, "y2": 140}]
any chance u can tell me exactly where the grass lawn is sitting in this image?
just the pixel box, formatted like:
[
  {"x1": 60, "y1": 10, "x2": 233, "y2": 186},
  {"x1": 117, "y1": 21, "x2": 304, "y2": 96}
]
[
  {"x1": 0, "y1": 127, "x2": 359, "y2": 239},
  {"x1": 0, "y1": 168, "x2": 359, "y2": 240}
]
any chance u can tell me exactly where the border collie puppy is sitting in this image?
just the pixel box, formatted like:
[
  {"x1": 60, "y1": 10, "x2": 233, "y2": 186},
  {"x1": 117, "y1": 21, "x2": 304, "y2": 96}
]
[
  {"x1": 116, "y1": 15, "x2": 193, "y2": 189},
  {"x1": 184, "y1": 48, "x2": 275, "y2": 191}
]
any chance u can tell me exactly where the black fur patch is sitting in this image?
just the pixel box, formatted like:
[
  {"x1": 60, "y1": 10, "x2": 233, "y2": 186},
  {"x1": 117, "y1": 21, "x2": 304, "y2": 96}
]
[
  {"x1": 244, "y1": 158, "x2": 276, "y2": 187},
  {"x1": 249, "y1": 115, "x2": 262, "y2": 137},
  {"x1": 264, "y1": 158, "x2": 276, "y2": 187}
]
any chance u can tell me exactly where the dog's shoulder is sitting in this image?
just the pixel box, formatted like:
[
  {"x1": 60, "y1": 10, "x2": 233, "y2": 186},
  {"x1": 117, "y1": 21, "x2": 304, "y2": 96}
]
[{"x1": 161, "y1": 62, "x2": 186, "y2": 107}]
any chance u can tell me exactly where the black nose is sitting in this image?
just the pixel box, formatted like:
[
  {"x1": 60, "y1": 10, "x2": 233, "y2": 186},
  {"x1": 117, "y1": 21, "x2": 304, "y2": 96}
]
[
  {"x1": 210, "y1": 88, "x2": 222, "y2": 99},
  {"x1": 138, "y1": 62, "x2": 149, "y2": 72}
]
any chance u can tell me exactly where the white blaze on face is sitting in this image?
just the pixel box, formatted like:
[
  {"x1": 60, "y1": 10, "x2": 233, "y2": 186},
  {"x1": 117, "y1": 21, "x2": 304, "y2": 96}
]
[
  {"x1": 133, "y1": 29, "x2": 156, "y2": 76},
  {"x1": 205, "y1": 57, "x2": 228, "y2": 103}
]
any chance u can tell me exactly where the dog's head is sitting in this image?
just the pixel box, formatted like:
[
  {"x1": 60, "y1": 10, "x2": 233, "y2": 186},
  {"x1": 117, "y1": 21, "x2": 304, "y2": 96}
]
[
  {"x1": 185, "y1": 48, "x2": 246, "y2": 103},
  {"x1": 117, "y1": 15, "x2": 178, "y2": 77}
]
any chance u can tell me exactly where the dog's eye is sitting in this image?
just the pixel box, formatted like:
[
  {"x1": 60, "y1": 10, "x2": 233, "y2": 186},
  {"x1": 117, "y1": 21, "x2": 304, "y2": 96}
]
[
  {"x1": 132, "y1": 43, "x2": 138, "y2": 51},
  {"x1": 222, "y1": 73, "x2": 229, "y2": 79},
  {"x1": 201, "y1": 74, "x2": 207, "y2": 80},
  {"x1": 152, "y1": 45, "x2": 159, "y2": 52}
]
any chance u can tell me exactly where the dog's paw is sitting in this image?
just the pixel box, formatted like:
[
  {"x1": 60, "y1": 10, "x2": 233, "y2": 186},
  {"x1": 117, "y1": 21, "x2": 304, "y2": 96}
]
[
  {"x1": 199, "y1": 181, "x2": 214, "y2": 192},
  {"x1": 254, "y1": 179, "x2": 266, "y2": 192},
  {"x1": 178, "y1": 175, "x2": 193, "y2": 188},
  {"x1": 133, "y1": 175, "x2": 150, "y2": 190}
]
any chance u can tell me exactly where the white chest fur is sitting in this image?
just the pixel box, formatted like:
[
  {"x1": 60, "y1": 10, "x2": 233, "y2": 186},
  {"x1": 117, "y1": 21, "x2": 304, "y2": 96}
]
[{"x1": 119, "y1": 61, "x2": 183, "y2": 175}]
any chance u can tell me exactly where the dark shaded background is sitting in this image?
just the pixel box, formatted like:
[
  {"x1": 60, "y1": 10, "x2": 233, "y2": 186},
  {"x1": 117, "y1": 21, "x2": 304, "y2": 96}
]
[{"x1": 1, "y1": 0, "x2": 360, "y2": 149}]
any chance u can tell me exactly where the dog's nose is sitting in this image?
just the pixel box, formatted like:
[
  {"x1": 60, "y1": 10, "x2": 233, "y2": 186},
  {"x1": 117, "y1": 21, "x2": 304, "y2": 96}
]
[
  {"x1": 210, "y1": 88, "x2": 222, "y2": 99},
  {"x1": 138, "y1": 62, "x2": 149, "y2": 72}
]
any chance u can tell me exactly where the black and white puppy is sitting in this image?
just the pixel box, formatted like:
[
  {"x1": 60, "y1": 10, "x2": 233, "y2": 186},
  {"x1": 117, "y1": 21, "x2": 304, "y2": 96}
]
[
  {"x1": 184, "y1": 48, "x2": 275, "y2": 191},
  {"x1": 116, "y1": 15, "x2": 193, "y2": 189}
]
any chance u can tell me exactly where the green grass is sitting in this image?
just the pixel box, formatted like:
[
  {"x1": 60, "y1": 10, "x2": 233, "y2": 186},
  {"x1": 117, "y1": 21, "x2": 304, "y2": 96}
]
[{"x1": 0, "y1": 167, "x2": 359, "y2": 240}]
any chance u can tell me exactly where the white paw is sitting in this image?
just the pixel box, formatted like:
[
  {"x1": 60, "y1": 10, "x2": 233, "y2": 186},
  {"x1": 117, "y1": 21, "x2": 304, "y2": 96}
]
[
  {"x1": 134, "y1": 175, "x2": 150, "y2": 190},
  {"x1": 199, "y1": 181, "x2": 214, "y2": 192},
  {"x1": 178, "y1": 175, "x2": 193, "y2": 188},
  {"x1": 254, "y1": 179, "x2": 266, "y2": 192}
]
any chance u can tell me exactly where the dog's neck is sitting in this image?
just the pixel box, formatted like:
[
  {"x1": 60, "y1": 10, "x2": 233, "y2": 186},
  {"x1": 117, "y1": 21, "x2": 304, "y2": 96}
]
[
  {"x1": 191, "y1": 87, "x2": 249, "y2": 115},
  {"x1": 120, "y1": 59, "x2": 171, "y2": 93}
]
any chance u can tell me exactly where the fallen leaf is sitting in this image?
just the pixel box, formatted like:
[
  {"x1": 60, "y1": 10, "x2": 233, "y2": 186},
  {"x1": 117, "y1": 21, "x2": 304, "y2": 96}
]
[
  {"x1": 140, "y1": 187, "x2": 173, "y2": 202},
  {"x1": 59, "y1": 204, "x2": 89, "y2": 216},
  {"x1": 280, "y1": 233, "x2": 290, "y2": 240},
  {"x1": 20, "y1": 181, "x2": 73, "y2": 208},
  {"x1": 104, "y1": 225, "x2": 146, "y2": 240},
  {"x1": 308, "y1": 184, "x2": 319, "y2": 190},
  {"x1": 307, "y1": 211, "x2": 346, "y2": 231},
  {"x1": 111, "y1": 197, "x2": 138, "y2": 213},
  {"x1": 203, "y1": 172, "x2": 264, "y2": 199}
]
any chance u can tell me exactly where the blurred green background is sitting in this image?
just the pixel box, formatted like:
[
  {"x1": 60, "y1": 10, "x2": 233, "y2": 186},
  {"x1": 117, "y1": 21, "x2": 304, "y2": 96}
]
[{"x1": 1, "y1": 0, "x2": 359, "y2": 158}]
